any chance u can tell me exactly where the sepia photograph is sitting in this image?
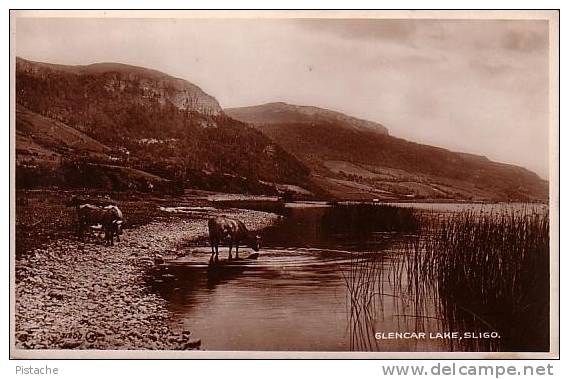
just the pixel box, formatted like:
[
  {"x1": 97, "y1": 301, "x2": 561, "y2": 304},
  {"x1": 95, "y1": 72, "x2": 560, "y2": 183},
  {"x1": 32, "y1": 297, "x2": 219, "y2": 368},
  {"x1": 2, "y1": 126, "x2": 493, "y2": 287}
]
[{"x1": 9, "y1": 10, "x2": 559, "y2": 359}]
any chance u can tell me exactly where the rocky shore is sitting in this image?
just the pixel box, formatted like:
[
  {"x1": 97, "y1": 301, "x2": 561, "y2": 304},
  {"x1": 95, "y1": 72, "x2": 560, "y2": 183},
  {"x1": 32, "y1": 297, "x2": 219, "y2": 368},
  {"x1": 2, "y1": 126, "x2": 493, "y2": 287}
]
[{"x1": 14, "y1": 208, "x2": 278, "y2": 350}]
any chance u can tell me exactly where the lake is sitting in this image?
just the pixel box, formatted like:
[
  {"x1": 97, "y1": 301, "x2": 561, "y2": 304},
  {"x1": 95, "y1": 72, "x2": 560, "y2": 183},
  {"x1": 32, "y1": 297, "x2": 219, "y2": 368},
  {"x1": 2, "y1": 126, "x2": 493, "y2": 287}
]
[{"x1": 148, "y1": 202, "x2": 549, "y2": 352}]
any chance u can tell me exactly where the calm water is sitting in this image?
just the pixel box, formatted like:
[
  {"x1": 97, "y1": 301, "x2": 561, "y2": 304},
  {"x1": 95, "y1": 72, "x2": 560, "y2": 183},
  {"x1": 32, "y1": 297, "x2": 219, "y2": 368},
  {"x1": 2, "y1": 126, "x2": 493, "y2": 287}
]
[{"x1": 148, "y1": 202, "x2": 547, "y2": 352}]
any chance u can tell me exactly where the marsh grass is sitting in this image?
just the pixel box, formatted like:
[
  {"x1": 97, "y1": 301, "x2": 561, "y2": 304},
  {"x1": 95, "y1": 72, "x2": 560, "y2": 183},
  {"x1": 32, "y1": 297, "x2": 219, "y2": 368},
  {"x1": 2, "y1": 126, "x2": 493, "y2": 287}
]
[
  {"x1": 343, "y1": 206, "x2": 549, "y2": 352},
  {"x1": 403, "y1": 208, "x2": 549, "y2": 351},
  {"x1": 340, "y1": 204, "x2": 421, "y2": 350},
  {"x1": 342, "y1": 252, "x2": 385, "y2": 351},
  {"x1": 419, "y1": 208, "x2": 550, "y2": 351}
]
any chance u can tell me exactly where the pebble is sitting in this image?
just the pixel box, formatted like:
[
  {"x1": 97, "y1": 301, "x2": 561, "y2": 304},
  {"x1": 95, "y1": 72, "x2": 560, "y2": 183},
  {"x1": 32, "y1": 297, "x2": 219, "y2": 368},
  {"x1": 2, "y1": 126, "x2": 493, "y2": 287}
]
[{"x1": 15, "y1": 209, "x2": 277, "y2": 350}]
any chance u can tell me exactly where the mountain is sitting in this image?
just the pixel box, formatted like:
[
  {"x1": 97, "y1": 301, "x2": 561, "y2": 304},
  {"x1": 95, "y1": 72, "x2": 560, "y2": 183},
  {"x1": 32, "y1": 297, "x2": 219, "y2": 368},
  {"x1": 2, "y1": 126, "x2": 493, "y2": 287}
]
[
  {"x1": 17, "y1": 58, "x2": 223, "y2": 116},
  {"x1": 15, "y1": 58, "x2": 548, "y2": 202},
  {"x1": 15, "y1": 58, "x2": 314, "y2": 196},
  {"x1": 226, "y1": 102, "x2": 389, "y2": 135},
  {"x1": 226, "y1": 102, "x2": 548, "y2": 202}
]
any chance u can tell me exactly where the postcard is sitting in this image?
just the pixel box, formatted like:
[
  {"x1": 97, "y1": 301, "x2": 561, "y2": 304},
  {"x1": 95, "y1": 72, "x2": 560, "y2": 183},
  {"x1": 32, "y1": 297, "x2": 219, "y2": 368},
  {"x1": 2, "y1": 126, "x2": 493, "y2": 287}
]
[{"x1": 10, "y1": 9, "x2": 559, "y2": 359}]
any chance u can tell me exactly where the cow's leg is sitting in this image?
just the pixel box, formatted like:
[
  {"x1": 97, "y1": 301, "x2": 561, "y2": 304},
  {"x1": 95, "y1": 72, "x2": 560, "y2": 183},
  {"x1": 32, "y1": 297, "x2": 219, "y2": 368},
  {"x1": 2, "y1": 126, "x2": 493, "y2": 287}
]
[
  {"x1": 105, "y1": 228, "x2": 112, "y2": 246},
  {"x1": 75, "y1": 214, "x2": 82, "y2": 237},
  {"x1": 81, "y1": 223, "x2": 88, "y2": 240},
  {"x1": 228, "y1": 241, "x2": 233, "y2": 260},
  {"x1": 235, "y1": 244, "x2": 239, "y2": 260},
  {"x1": 209, "y1": 239, "x2": 215, "y2": 262},
  {"x1": 215, "y1": 243, "x2": 219, "y2": 263},
  {"x1": 78, "y1": 221, "x2": 85, "y2": 239},
  {"x1": 107, "y1": 224, "x2": 114, "y2": 246}
]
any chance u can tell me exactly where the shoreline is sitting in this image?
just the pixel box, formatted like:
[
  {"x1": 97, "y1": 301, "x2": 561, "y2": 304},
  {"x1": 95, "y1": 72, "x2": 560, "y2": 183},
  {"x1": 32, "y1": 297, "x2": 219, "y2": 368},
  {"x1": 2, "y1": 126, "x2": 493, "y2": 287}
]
[{"x1": 14, "y1": 207, "x2": 278, "y2": 350}]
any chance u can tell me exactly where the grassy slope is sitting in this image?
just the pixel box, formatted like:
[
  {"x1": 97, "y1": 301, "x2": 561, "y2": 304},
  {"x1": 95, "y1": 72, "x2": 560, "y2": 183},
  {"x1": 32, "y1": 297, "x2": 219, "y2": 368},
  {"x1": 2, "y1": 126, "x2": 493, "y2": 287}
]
[
  {"x1": 15, "y1": 59, "x2": 315, "y2": 196},
  {"x1": 225, "y1": 109, "x2": 548, "y2": 202}
]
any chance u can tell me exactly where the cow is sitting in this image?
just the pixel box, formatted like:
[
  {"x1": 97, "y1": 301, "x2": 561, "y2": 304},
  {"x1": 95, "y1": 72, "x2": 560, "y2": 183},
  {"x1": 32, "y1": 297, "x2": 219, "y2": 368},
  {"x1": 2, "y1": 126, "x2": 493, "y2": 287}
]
[
  {"x1": 208, "y1": 216, "x2": 261, "y2": 262},
  {"x1": 68, "y1": 196, "x2": 124, "y2": 245},
  {"x1": 103, "y1": 205, "x2": 124, "y2": 242}
]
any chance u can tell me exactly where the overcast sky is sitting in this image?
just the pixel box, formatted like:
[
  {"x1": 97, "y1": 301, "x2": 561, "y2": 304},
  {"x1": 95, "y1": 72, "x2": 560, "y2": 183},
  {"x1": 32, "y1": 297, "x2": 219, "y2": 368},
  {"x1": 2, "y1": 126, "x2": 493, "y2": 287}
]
[{"x1": 14, "y1": 16, "x2": 550, "y2": 178}]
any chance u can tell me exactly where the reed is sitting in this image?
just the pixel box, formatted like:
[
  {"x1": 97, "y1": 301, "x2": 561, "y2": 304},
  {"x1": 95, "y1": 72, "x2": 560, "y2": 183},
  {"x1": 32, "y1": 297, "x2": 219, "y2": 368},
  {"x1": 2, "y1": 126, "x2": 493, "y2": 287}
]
[
  {"x1": 404, "y1": 207, "x2": 550, "y2": 351},
  {"x1": 340, "y1": 205, "x2": 421, "y2": 350},
  {"x1": 342, "y1": 252, "x2": 385, "y2": 351},
  {"x1": 342, "y1": 205, "x2": 549, "y2": 352}
]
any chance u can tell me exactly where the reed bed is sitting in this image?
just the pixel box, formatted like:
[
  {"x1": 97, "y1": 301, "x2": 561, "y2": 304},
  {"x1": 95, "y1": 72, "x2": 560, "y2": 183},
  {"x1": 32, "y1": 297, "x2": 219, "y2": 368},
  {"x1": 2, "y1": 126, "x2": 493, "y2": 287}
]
[
  {"x1": 340, "y1": 205, "x2": 421, "y2": 350},
  {"x1": 342, "y1": 205, "x2": 549, "y2": 352},
  {"x1": 402, "y1": 207, "x2": 550, "y2": 351},
  {"x1": 343, "y1": 251, "x2": 396, "y2": 351}
]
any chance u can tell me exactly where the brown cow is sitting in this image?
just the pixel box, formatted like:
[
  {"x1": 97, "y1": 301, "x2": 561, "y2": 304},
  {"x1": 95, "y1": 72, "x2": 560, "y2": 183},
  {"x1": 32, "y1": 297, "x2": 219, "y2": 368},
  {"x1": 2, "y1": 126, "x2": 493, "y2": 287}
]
[
  {"x1": 69, "y1": 197, "x2": 123, "y2": 245},
  {"x1": 103, "y1": 204, "x2": 124, "y2": 242},
  {"x1": 208, "y1": 216, "x2": 261, "y2": 262}
]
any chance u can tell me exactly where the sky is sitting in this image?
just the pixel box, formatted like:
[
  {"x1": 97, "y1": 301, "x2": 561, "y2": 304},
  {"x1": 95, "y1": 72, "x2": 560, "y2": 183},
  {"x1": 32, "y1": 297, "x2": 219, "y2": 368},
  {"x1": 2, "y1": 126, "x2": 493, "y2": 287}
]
[{"x1": 14, "y1": 16, "x2": 551, "y2": 178}]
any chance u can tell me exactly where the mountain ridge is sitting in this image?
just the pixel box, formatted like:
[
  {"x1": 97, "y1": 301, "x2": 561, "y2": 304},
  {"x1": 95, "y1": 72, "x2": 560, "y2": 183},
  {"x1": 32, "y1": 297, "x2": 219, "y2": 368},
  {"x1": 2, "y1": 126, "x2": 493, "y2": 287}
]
[
  {"x1": 226, "y1": 102, "x2": 548, "y2": 202},
  {"x1": 15, "y1": 58, "x2": 317, "y2": 197},
  {"x1": 226, "y1": 101, "x2": 389, "y2": 135},
  {"x1": 14, "y1": 57, "x2": 548, "y2": 201}
]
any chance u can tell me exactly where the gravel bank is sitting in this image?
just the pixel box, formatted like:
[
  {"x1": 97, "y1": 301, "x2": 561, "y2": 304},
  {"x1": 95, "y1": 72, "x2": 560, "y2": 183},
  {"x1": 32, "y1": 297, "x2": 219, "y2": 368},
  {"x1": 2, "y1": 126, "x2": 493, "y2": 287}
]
[{"x1": 14, "y1": 208, "x2": 278, "y2": 350}]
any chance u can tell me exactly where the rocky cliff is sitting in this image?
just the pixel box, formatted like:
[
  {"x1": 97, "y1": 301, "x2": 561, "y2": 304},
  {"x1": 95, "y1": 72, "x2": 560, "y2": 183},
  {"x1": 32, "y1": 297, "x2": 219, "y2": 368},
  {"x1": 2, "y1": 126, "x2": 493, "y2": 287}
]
[{"x1": 16, "y1": 58, "x2": 222, "y2": 116}]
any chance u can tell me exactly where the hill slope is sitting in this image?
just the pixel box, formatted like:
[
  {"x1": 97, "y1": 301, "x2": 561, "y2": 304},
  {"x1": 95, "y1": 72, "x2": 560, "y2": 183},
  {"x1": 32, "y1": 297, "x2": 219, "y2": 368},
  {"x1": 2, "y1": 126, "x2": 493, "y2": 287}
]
[
  {"x1": 226, "y1": 102, "x2": 548, "y2": 202},
  {"x1": 15, "y1": 58, "x2": 313, "y2": 196}
]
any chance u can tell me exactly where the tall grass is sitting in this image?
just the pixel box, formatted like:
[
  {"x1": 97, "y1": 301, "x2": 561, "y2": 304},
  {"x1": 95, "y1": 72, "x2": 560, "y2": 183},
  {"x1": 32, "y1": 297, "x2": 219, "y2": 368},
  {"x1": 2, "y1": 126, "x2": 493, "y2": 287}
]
[
  {"x1": 342, "y1": 206, "x2": 549, "y2": 352},
  {"x1": 340, "y1": 204, "x2": 420, "y2": 350},
  {"x1": 403, "y1": 207, "x2": 550, "y2": 351},
  {"x1": 342, "y1": 252, "x2": 385, "y2": 351}
]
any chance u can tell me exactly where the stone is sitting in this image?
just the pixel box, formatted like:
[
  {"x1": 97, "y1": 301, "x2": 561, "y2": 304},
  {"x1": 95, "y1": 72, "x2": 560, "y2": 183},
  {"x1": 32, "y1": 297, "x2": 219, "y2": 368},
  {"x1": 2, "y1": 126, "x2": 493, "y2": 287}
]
[{"x1": 47, "y1": 290, "x2": 65, "y2": 300}]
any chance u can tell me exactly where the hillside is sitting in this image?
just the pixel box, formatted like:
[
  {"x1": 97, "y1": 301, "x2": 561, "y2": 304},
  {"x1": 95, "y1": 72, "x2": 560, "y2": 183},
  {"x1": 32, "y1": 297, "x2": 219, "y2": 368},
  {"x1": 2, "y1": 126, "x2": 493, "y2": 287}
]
[
  {"x1": 15, "y1": 58, "x2": 314, "y2": 196},
  {"x1": 15, "y1": 58, "x2": 548, "y2": 202},
  {"x1": 226, "y1": 102, "x2": 548, "y2": 202}
]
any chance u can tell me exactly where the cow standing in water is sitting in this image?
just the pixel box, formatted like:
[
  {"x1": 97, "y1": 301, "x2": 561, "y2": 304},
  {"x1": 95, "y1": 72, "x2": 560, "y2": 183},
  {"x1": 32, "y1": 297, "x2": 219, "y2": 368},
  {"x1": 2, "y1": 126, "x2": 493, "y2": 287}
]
[{"x1": 208, "y1": 216, "x2": 261, "y2": 262}]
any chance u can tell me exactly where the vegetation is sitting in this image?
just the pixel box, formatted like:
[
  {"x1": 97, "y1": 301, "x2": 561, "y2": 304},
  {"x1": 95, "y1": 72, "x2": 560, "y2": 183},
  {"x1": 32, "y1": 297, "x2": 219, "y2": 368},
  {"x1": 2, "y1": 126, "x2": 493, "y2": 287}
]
[
  {"x1": 406, "y1": 208, "x2": 550, "y2": 351},
  {"x1": 342, "y1": 252, "x2": 386, "y2": 351},
  {"x1": 15, "y1": 58, "x2": 314, "y2": 196},
  {"x1": 342, "y1": 206, "x2": 550, "y2": 352},
  {"x1": 322, "y1": 203, "x2": 420, "y2": 236},
  {"x1": 228, "y1": 103, "x2": 548, "y2": 202}
]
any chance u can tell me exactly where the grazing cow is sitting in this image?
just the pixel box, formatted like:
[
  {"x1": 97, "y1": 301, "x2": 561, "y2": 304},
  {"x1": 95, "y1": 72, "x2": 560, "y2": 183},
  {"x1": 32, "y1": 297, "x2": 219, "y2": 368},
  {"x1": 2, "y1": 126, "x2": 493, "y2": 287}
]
[
  {"x1": 103, "y1": 205, "x2": 124, "y2": 242},
  {"x1": 69, "y1": 197, "x2": 124, "y2": 245},
  {"x1": 208, "y1": 216, "x2": 261, "y2": 262}
]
